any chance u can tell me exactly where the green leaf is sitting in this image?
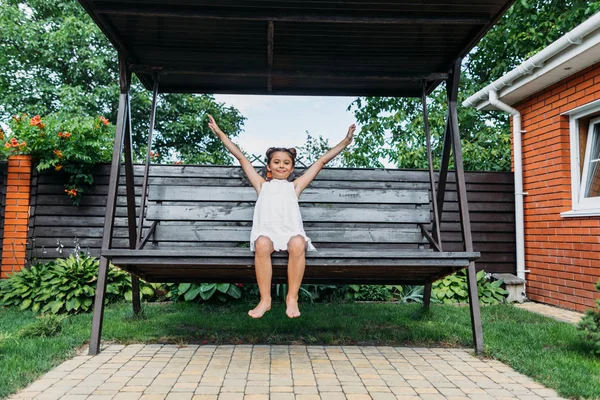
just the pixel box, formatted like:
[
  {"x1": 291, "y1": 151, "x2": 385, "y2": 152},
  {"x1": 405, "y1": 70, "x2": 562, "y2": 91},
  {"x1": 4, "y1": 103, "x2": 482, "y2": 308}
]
[{"x1": 20, "y1": 298, "x2": 32, "y2": 310}]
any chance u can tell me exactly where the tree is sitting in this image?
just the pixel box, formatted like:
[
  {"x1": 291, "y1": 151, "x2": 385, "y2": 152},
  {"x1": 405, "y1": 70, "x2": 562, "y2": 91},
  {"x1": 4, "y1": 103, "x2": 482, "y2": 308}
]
[
  {"x1": 0, "y1": 0, "x2": 245, "y2": 164},
  {"x1": 344, "y1": 0, "x2": 600, "y2": 171}
]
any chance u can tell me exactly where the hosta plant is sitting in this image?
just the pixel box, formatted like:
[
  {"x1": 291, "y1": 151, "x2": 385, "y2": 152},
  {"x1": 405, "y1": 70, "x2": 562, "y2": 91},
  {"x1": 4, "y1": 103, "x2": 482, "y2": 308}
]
[
  {"x1": 433, "y1": 269, "x2": 508, "y2": 305},
  {"x1": 171, "y1": 283, "x2": 242, "y2": 302}
]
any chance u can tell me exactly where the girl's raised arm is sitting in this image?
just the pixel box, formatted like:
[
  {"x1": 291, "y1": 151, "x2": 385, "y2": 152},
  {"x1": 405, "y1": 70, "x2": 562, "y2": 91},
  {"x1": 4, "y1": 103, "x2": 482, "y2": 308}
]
[
  {"x1": 293, "y1": 124, "x2": 356, "y2": 196},
  {"x1": 208, "y1": 114, "x2": 265, "y2": 192}
]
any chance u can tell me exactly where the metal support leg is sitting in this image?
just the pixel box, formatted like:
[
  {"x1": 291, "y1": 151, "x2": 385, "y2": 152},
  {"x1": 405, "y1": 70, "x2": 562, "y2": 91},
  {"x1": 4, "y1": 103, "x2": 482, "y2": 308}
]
[
  {"x1": 89, "y1": 53, "x2": 131, "y2": 355},
  {"x1": 423, "y1": 283, "x2": 432, "y2": 310},
  {"x1": 448, "y1": 59, "x2": 484, "y2": 355}
]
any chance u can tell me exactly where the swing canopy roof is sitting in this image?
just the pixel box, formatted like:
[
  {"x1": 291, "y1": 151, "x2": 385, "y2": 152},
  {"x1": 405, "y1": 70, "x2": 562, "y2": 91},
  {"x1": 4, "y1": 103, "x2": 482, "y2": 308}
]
[{"x1": 78, "y1": 0, "x2": 515, "y2": 97}]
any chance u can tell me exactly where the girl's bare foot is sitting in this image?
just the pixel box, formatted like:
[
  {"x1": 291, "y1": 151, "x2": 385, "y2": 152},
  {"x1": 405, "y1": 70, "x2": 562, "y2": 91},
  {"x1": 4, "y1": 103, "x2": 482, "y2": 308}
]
[
  {"x1": 286, "y1": 296, "x2": 301, "y2": 318},
  {"x1": 248, "y1": 300, "x2": 271, "y2": 319}
]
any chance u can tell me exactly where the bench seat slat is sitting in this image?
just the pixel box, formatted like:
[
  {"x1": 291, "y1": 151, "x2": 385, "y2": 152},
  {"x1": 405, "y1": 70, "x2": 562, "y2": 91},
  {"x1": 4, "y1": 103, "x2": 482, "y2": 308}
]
[
  {"x1": 103, "y1": 248, "x2": 479, "y2": 260},
  {"x1": 149, "y1": 186, "x2": 429, "y2": 204},
  {"x1": 146, "y1": 205, "x2": 430, "y2": 223}
]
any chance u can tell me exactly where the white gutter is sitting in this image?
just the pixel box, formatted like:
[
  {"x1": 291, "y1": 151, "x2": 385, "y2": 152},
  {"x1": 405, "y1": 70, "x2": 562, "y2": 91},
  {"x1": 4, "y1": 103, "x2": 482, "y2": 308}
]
[
  {"x1": 463, "y1": 11, "x2": 600, "y2": 108},
  {"x1": 488, "y1": 91, "x2": 527, "y2": 282}
]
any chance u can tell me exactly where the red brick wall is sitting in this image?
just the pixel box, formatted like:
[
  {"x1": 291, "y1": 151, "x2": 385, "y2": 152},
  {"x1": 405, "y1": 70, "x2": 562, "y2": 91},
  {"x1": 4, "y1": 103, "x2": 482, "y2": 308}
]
[
  {"x1": 513, "y1": 62, "x2": 600, "y2": 312},
  {"x1": 0, "y1": 155, "x2": 31, "y2": 277}
]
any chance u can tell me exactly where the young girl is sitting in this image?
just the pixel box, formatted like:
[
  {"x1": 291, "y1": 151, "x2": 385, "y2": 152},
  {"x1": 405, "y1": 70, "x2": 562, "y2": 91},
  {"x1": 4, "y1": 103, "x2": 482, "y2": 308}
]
[{"x1": 208, "y1": 115, "x2": 356, "y2": 319}]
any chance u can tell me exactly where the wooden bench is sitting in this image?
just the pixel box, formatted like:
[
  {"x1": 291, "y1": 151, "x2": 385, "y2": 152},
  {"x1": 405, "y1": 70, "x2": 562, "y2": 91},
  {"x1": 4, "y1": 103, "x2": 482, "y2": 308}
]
[{"x1": 103, "y1": 166, "x2": 480, "y2": 287}]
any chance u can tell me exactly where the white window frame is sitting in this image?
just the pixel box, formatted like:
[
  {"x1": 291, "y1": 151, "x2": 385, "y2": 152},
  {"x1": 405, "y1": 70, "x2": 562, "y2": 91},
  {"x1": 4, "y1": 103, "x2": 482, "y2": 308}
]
[{"x1": 562, "y1": 100, "x2": 600, "y2": 217}]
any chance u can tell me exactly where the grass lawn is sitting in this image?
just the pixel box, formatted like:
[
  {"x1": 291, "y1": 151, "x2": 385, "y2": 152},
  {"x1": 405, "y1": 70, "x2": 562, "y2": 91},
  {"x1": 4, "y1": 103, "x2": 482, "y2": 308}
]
[{"x1": 0, "y1": 301, "x2": 599, "y2": 399}]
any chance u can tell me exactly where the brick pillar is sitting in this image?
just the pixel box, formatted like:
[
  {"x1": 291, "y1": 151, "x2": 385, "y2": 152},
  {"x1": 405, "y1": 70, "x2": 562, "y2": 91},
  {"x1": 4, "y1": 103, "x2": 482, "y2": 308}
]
[{"x1": 1, "y1": 155, "x2": 32, "y2": 278}]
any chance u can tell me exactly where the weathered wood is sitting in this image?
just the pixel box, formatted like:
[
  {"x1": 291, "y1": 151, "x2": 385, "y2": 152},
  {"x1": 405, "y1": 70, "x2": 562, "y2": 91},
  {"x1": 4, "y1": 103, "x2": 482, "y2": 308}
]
[
  {"x1": 149, "y1": 186, "x2": 429, "y2": 204},
  {"x1": 150, "y1": 226, "x2": 427, "y2": 244},
  {"x1": 104, "y1": 248, "x2": 479, "y2": 260},
  {"x1": 448, "y1": 58, "x2": 483, "y2": 355},
  {"x1": 147, "y1": 205, "x2": 430, "y2": 223}
]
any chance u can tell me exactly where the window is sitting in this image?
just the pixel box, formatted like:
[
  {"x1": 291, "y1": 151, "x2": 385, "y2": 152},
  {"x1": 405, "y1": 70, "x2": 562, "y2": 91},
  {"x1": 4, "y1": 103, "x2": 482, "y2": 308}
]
[
  {"x1": 563, "y1": 100, "x2": 600, "y2": 217},
  {"x1": 580, "y1": 119, "x2": 600, "y2": 205}
]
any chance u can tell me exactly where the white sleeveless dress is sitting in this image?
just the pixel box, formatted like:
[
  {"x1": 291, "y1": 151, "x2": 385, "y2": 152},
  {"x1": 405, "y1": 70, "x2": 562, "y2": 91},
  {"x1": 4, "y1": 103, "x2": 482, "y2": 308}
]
[{"x1": 250, "y1": 179, "x2": 316, "y2": 252}]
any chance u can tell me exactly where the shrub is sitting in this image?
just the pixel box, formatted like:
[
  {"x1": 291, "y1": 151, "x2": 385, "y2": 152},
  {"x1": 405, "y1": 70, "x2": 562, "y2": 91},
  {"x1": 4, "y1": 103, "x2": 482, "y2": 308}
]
[
  {"x1": 346, "y1": 285, "x2": 402, "y2": 302},
  {"x1": 0, "y1": 255, "x2": 136, "y2": 314},
  {"x1": 18, "y1": 314, "x2": 66, "y2": 338},
  {"x1": 433, "y1": 269, "x2": 508, "y2": 305},
  {"x1": 3, "y1": 113, "x2": 113, "y2": 205},
  {"x1": 577, "y1": 279, "x2": 600, "y2": 355},
  {"x1": 170, "y1": 283, "x2": 242, "y2": 303}
]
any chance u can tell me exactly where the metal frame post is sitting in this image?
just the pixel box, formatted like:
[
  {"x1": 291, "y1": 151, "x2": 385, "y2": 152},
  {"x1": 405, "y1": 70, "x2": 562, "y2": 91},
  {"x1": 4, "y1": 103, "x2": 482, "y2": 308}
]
[
  {"x1": 136, "y1": 74, "x2": 159, "y2": 249},
  {"x1": 89, "y1": 52, "x2": 131, "y2": 355},
  {"x1": 447, "y1": 59, "x2": 484, "y2": 354}
]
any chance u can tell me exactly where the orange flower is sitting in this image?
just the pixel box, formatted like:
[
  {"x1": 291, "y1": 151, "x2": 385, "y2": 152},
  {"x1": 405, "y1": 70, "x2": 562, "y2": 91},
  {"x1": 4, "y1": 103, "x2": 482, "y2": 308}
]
[
  {"x1": 10, "y1": 138, "x2": 18, "y2": 144},
  {"x1": 55, "y1": 165, "x2": 63, "y2": 171},
  {"x1": 20, "y1": 141, "x2": 26, "y2": 147},
  {"x1": 65, "y1": 188, "x2": 78, "y2": 197},
  {"x1": 29, "y1": 115, "x2": 42, "y2": 126},
  {"x1": 99, "y1": 116, "x2": 109, "y2": 126},
  {"x1": 150, "y1": 151, "x2": 159, "y2": 158},
  {"x1": 53, "y1": 149, "x2": 63, "y2": 158},
  {"x1": 174, "y1": 160, "x2": 183, "y2": 165},
  {"x1": 4, "y1": 142, "x2": 10, "y2": 149},
  {"x1": 64, "y1": 132, "x2": 71, "y2": 138},
  {"x1": 58, "y1": 132, "x2": 63, "y2": 137}
]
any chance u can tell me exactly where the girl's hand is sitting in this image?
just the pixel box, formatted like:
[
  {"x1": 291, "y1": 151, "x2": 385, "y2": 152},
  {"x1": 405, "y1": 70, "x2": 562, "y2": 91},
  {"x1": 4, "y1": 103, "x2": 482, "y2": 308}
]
[
  {"x1": 345, "y1": 124, "x2": 356, "y2": 144},
  {"x1": 207, "y1": 114, "x2": 223, "y2": 136}
]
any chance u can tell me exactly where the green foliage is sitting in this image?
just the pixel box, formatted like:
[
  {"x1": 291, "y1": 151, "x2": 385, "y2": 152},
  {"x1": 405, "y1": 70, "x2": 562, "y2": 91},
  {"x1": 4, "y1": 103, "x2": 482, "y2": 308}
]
[
  {"x1": 18, "y1": 314, "x2": 66, "y2": 338},
  {"x1": 346, "y1": 285, "x2": 404, "y2": 302},
  {"x1": 333, "y1": 0, "x2": 600, "y2": 172},
  {"x1": 171, "y1": 283, "x2": 242, "y2": 303},
  {"x1": 577, "y1": 279, "x2": 600, "y2": 355},
  {"x1": 0, "y1": 0, "x2": 246, "y2": 165},
  {"x1": 433, "y1": 270, "x2": 508, "y2": 305},
  {"x1": 4, "y1": 113, "x2": 113, "y2": 204},
  {"x1": 0, "y1": 262, "x2": 50, "y2": 313},
  {"x1": 0, "y1": 255, "x2": 132, "y2": 314}
]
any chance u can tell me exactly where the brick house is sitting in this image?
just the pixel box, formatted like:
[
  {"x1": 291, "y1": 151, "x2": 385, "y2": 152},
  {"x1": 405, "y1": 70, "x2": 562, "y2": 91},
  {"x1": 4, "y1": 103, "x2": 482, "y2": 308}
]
[{"x1": 464, "y1": 13, "x2": 600, "y2": 312}]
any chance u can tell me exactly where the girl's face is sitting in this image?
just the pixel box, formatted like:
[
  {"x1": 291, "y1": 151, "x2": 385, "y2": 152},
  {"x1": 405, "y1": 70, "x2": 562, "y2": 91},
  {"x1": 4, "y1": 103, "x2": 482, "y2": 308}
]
[{"x1": 268, "y1": 151, "x2": 294, "y2": 179}]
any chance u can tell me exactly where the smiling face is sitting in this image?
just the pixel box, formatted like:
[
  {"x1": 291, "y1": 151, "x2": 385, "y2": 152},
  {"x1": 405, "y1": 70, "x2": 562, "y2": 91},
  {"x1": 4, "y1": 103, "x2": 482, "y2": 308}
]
[{"x1": 267, "y1": 151, "x2": 294, "y2": 180}]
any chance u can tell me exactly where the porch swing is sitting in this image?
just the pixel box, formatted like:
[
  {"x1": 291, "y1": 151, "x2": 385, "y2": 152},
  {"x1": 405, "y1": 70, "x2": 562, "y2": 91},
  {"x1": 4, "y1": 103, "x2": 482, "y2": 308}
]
[{"x1": 79, "y1": 0, "x2": 516, "y2": 356}]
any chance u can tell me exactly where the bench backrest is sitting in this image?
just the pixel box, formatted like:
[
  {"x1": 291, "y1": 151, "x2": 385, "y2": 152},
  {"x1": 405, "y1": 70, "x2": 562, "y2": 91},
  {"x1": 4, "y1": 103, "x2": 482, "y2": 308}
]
[{"x1": 145, "y1": 166, "x2": 431, "y2": 250}]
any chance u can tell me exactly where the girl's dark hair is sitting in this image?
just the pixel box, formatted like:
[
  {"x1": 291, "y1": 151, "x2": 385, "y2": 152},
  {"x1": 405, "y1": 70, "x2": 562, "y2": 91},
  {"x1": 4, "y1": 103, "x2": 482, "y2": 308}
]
[{"x1": 265, "y1": 147, "x2": 297, "y2": 166}]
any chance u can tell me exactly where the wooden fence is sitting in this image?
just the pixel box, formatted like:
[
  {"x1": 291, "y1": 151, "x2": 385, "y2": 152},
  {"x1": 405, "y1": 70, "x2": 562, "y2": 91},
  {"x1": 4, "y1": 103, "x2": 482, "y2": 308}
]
[{"x1": 27, "y1": 164, "x2": 516, "y2": 274}]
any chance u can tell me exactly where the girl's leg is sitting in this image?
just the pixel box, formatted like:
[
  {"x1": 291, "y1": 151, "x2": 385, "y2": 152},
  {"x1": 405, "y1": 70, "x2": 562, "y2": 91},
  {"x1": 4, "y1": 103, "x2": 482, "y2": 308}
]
[
  {"x1": 249, "y1": 236, "x2": 274, "y2": 318},
  {"x1": 286, "y1": 235, "x2": 307, "y2": 318}
]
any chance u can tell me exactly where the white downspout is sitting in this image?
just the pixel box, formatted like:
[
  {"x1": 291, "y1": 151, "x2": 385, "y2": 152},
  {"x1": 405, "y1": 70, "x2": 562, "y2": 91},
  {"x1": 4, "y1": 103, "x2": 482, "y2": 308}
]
[{"x1": 488, "y1": 90, "x2": 527, "y2": 282}]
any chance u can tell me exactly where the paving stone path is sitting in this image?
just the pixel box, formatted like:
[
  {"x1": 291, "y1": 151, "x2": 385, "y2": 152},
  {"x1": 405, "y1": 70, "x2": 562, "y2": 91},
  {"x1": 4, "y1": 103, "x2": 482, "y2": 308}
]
[
  {"x1": 8, "y1": 344, "x2": 565, "y2": 400},
  {"x1": 515, "y1": 302, "x2": 585, "y2": 325}
]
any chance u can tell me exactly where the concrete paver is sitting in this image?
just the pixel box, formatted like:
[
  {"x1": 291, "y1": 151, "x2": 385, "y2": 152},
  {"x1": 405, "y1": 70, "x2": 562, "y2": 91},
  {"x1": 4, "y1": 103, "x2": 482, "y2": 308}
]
[
  {"x1": 7, "y1": 345, "x2": 565, "y2": 400},
  {"x1": 515, "y1": 302, "x2": 584, "y2": 324}
]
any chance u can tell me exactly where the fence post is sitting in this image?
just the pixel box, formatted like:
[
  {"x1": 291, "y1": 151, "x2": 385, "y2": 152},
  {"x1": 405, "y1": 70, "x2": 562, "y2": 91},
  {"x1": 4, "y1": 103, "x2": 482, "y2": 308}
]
[{"x1": 1, "y1": 155, "x2": 32, "y2": 277}]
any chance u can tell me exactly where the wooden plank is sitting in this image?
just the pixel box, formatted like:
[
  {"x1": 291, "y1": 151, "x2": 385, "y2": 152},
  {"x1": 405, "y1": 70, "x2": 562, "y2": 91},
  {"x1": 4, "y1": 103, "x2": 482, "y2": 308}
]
[
  {"x1": 103, "y1": 247, "x2": 479, "y2": 260},
  {"x1": 149, "y1": 186, "x2": 429, "y2": 204},
  {"x1": 152, "y1": 226, "x2": 426, "y2": 243},
  {"x1": 146, "y1": 205, "x2": 430, "y2": 223}
]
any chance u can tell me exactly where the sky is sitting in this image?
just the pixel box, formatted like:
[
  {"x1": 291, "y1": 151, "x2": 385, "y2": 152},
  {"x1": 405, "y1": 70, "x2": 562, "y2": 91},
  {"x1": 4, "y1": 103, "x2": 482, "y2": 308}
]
[{"x1": 213, "y1": 95, "x2": 358, "y2": 161}]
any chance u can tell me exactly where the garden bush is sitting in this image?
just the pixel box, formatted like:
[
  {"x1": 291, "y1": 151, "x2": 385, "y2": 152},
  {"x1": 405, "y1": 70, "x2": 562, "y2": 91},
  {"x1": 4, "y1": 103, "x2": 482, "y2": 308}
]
[
  {"x1": 0, "y1": 255, "x2": 138, "y2": 314},
  {"x1": 577, "y1": 279, "x2": 600, "y2": 355},
  {"x1": 2, "y1": 113, "x2": 113, "y2": 205},
  {"x1": 432, "y1": 269, "x2": 508, "y2": 305}
]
